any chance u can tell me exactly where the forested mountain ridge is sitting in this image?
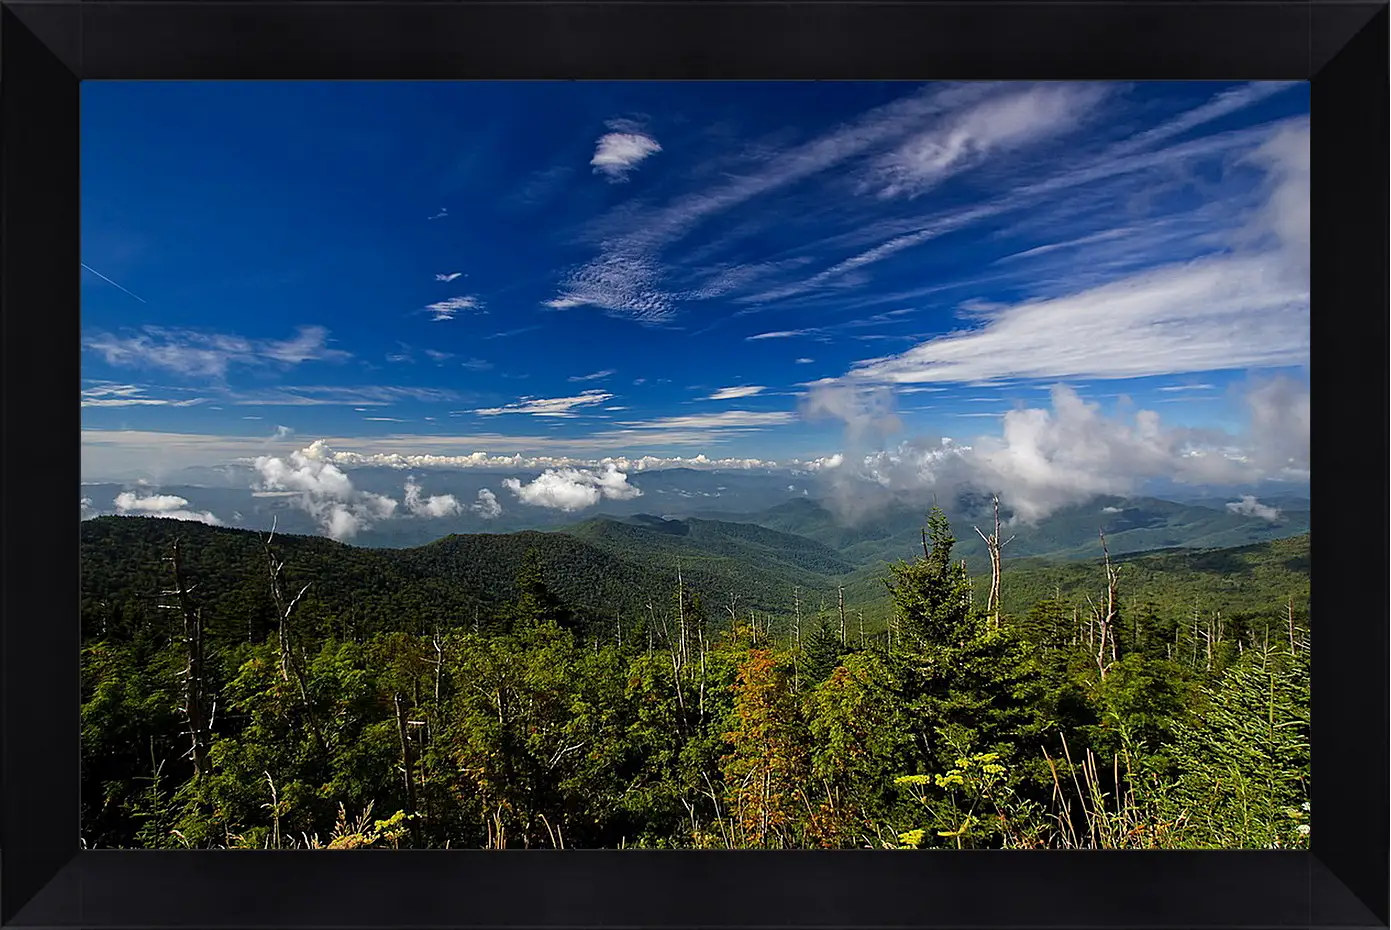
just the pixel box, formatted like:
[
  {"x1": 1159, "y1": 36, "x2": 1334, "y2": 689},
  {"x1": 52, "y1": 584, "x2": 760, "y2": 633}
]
[
  {"x1": 80, "y1": 515, "x2": 1309, "y2": 642},
  {"x1": 711, "y1": 495, "x2": 1309, "y2": 571},
  {"x1": 80, "y1": 508, "x2": 1310, "y2": 852}
]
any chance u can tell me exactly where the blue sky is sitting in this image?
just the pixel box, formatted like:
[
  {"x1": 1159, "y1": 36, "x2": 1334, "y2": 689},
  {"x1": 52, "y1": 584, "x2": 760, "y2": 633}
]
[{"x1": 82, "y1": 81, "x2": 1309, "y2": 508}]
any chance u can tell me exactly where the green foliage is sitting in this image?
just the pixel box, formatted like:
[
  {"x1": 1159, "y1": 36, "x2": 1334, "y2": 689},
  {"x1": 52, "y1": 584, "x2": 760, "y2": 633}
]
[{"x1": 79, "y1": 509, "x2": 1311, "y2": 850}]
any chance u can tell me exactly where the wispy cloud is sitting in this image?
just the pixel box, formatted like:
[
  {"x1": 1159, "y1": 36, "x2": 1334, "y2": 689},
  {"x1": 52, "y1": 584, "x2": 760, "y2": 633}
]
[
  {"x1": 424, "y1": 349, "x2": 454, "y2": 363},
  {"x1": 84, "y1": 325, "x2": 350, "y2": 379},
  {"x1": 543, "y1": 296, "x2": 589, "y2": 310},
  {"x1": 475, "y1": 390, "x2": 614, "y2": 418},
  {"x1": 460, "y1": 358, "x2": 494, "y2": 371},
  {"x1": 424, "y1": 296, "x2": 483, "y2": 322},
  {"x1": 865, "y1": 83, "x2": 1111, "y2": 199},
  {"x1": 485, "y1": 325, "x2": 542, "y2": 340},
  {"x1": 844, "y1": 120, "x2": 1309, "y2": 386},
  {"x1": 617, "y1": 410, "x2": 794, "y2": 430},
  {"x1": 81, "y1": 383, "x2": 208, "y2": 408},
  {"x1": 704, "y1": 385, "x2": 766, "y2": 401},
  {"x1": 435, "y1": 272, "x2": 464, "y2": 282},
  {"x1": 230, "y1": 385, "x2": 463, "y2": 407},
  {"x1": 568, "y1": 369, "x2": 616, "y2": 383},
  {"x1": 746, "y1": 330, "x2": 813, "y2": 341},
  {"x1": 1158, "y1": 383, "x2": 1217, "y2": 392}
]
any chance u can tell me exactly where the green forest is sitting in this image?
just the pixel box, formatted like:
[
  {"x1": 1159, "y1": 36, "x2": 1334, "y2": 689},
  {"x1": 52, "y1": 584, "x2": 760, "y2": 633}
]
[{"x1": 80, "y1": 509, "x2": 1310, "y2": 850}]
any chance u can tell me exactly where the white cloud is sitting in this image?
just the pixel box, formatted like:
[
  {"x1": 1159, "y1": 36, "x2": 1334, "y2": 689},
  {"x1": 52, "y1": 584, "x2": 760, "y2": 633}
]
[
  {"x1": 705, "y1": 385, "x2": 766, "y2": 401},
  {"x1": 543, "y1": 296, "x2": 589, "y2": 310},
  {"x1": 846, "y1": 138, "x2": 1308, "y2": 386},
  {"x1": 1225, "y1": 495, "x2": 1282, "y2": 522},
  {"x1": 795, "y1": 358, "x2": 815, "y2": 364},
  {"x1": 868, "y1": 83, "x2": 1110, "y2": 199},
  {"x1": 253, "y1": 440, "x2": 399, "y2": 541},
  {"x1": 229, "y1": 385, "x2": 462, "y2": 407},
  {"x1": 114, "y1": 491, "x2": 189, "y2": 513},
  {"x1": 591, "y1": 130, "x2": 662, "y2": 181},
  {"x1": 475, "y1": 390, "x2": 613, "y2": 418},
  {"x1": 1158, "y1": 383, "x2": 1216, "y2": 392},
  {"x1": 435, "y1": 272, "x2": 464, "y2": 282},
  {"x1": 551, "y1": 252, "x2": 677, "y2": 325},
  {"x1": 403, "y1": 477, "x2": 463, "y2": 518},
  {"x1": 84, "y1": 326, "x2": 349, "y2": 379},
  {"x1": 424, "y1": 350, "x2": 454, "y2": 363},
  {"x1": 81, "y1": 383, "x2": 208, "y2": 408},
  {"x1": 746, "y1": 330, "x2": 812, "y2": 341},
  {"x1": 424, "y1": 296, "x2": 483, "y2": 322},
  {"x1": 616, "y1": 410, "x2": 795, "y2": 430},
  {"x1": 1101, "y1": 506, "x2": 1125, "y2": 514},
  {"x1": 806, "y1": 380, "x2": 1308, "y2": 525},
  {"x1": 473, "y1": 488, "x2": 503, "y2": 519},
  {"x1": 569, "y1": 369, "x2": 616, "y2": 383},
  {"x1": 460, "y1": 358, "x2": 493, "y2": 372},
  {"x1": 113, "y1": 490, "x2": 223, "y2": 525},
  {"x1": 503, "y1": 464, "x2": 642, "y2": 511},
  {"x1": 273, "y1": 425, "x2": 294, "y2": 440}
]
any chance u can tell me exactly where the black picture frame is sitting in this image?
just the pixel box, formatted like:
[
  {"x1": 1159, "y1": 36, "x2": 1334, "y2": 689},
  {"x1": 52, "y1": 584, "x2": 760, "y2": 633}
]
[{"x1": 2, "y1": 2, "x2": 1385, "y2": 927}]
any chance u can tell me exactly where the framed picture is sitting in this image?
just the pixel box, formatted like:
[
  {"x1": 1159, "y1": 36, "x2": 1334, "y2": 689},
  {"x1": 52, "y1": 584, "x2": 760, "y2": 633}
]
[{"x1": 2, "y1": 1, "x2": 1385, "y2": 927}]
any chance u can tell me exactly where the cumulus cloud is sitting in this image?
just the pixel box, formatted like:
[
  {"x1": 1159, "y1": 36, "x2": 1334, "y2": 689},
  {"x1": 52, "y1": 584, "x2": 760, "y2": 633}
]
[
  {"x1": 1243, "y1": 374, "x2": 1310, "y2": 472},
  {"x1": 502, "y1": 464, "x2": 643, "y2": 512},
  {"x1": 1101, "y1": 505, "x2": 1125, "y2": 514},
  {"x1": 316, "y1": 447, "x2": 779, "y2": 472},
  {"x1": 803, "y1": 380, "x2": 1308, "y2": 525},
  {"x1": 253, "y1": 440, "x2": 399, "y2": 541},
  {"x1": 403, "y1": 477, "x2": 463, "y2": 518},
  {"x1": 113, "y1": 491, "x2": 223, "y2": 525},
  {"x1": 473, "y1": 488, "x2": 503, "y2": 519},
  {"x1": 591, "y1": 128, "x2": 662, "y2": 181},
  {"x1": 1226, "y1": 495, "x2": 1282, "y2": 522}
]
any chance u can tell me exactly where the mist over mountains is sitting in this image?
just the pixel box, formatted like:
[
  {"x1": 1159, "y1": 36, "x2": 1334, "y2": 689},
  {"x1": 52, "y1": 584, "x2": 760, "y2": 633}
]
[{"x1": 81, "y1": 462, "x2": 1308, "y2": 561}]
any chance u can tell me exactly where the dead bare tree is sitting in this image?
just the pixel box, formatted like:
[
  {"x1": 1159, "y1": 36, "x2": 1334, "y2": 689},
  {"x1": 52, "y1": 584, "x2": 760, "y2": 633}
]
[
  {"x1": 676, "y1": 561, "x2": 687, "y2": 670},
  {"x1": 261, "y1": 519, "x2": 327, "y2": 750},
  {"x1": 392, "y1": 693, "x2": 423, "y2": 847},
  {"x1": 263, "y1": 518, "x2": 312, "y2": 684},
  {"x1": 159, "y1": 538, "x2": 211, "y2": 778},
  {"x1": 837, "y1": 585, "x2": 847, "y2": 646},
  {"x1": 973, "y1": 495, "x2": 1016, "y2": 629},
  {"x1": 1091, "y1": 531, "x2": 1122, "y2": 680}
]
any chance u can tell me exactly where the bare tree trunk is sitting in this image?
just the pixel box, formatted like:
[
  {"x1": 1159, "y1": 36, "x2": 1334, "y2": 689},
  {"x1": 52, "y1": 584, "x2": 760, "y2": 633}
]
[
  {"x1": 697, "y1": 610, "x2": 707, "y2": 720},
  {"x1": 162, "y1": 539, "x2": 211, "y2": 778},
  {"x1": 1092, "y1": 531, "x2": 1121, "y2": 680},
  {"x1": 393, "y1": 693, "x2": 423, "y2": 847},
  {"x1": 838, "y1": 585, "x2": 846, "y2": 646},
  {"x1": 973, "y1": 496, "x2": 1015, "y2": 629},
  {"x1": 676, "y1": 561, "x2": 687, "y2": 672}
]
